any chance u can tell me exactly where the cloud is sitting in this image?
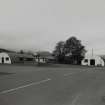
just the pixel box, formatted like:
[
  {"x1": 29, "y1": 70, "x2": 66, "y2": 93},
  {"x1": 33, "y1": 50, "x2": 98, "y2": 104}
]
[{"x1": 0, "y1": 0, "x2": 105, "y2": 54}]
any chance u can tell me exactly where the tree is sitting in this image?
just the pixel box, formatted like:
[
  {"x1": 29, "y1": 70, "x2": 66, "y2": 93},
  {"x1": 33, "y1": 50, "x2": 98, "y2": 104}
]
[
  {"x1": 19, "y1": 50, "x2": 24, "y2": 54},
  {"x1": 53, "y1": 36, "x2": 86, "y2": 64},
  {"x1": 53, "y1": 41, "x2": 65, "y2": 63},
  {"x1": 64, "y1": 36, "x2": 86, "y2": 64}
]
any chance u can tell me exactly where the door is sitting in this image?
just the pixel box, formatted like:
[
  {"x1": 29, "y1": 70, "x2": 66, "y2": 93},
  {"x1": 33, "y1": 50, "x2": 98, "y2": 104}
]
[
  {"x1": 90, "y1": 59, "x2": 95, "y2": 66},
  {"x1": 2, "y1": 57, "x2": 4, "y2": 64}
]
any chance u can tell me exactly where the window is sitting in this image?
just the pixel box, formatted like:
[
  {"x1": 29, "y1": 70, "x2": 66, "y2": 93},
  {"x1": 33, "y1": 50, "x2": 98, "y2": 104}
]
[
  {"x1": 25, "y1": 58, "x2": 34, "y2": 61},
  {"x1": 19, "y1": 57, "x2": 24, "y2": 61},
  {"x1": 90, "y1": 59, "x2": 95, "y2": 65},
  {"x1": 84, "y1": 59, "x2": 88, "y2": 63},
  {"x1": 6, "y1": 57, "x2": 9, "y2": 61}
]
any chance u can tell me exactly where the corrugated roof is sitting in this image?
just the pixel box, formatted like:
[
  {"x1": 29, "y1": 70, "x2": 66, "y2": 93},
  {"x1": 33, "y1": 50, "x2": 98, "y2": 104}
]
[
  {"x1": 100, "y1": 55, "x2": 105, "y2": 60},
  {"x1": 7, "y1": 52, "x2": 34, "y2": 58}
]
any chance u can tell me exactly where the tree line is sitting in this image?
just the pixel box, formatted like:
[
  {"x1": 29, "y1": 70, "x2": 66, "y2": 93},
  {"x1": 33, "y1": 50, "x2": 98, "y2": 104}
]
[{"x1": 53, "y1": 36, "x2": 86, "y2": 65}]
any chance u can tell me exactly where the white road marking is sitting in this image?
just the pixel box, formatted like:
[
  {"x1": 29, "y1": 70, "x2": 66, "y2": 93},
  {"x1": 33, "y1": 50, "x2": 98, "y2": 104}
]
[
  {"x1": 0, "y1": 78, "x2": 51, "y2": 94},
  {"x1": 64, "y1": 70, "x2": 85, "y2": 77},
  {"x1": 71, "y1": 93, "x2": 81, "y2": 105},
  {"x1": 64, "y1": 73, "x2": 73, "y2": 76}
]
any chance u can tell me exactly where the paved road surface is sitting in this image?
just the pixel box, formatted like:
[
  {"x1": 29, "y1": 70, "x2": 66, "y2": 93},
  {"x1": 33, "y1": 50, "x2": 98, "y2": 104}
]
[{"x1": 0, "y1": 65, "x2": 105, "y2": 105}]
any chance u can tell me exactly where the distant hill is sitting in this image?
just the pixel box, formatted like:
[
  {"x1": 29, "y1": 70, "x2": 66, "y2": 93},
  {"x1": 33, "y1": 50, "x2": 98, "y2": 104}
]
[
  {"x1": 0, "y1": 48, "x2": 15, "y2": 53},
  {"x1": 35, "y1": 51, "x2": 54, "y2": 59}
]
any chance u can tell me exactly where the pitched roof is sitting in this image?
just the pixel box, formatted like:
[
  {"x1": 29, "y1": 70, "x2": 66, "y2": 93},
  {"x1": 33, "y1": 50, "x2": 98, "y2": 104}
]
[{"x1": 100, "y1": 55, "x2": 105, "y2": 60}]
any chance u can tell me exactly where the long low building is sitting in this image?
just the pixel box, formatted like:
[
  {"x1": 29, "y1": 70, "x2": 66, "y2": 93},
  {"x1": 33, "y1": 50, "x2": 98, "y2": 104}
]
[{"x1": 0, "y1": 52, "x2": 35, "y2": 64}]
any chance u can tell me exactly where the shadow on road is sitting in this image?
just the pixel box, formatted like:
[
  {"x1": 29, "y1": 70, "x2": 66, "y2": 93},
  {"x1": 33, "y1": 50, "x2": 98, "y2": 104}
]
[{"x1": 0, "y1": 72, "x2": 14, "y2": 76}]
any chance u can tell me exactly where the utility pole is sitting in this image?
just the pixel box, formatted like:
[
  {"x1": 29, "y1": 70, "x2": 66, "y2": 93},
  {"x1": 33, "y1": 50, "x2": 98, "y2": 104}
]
[{"x1": 92, "y1": 48, "x2": 94, "y2": 57}]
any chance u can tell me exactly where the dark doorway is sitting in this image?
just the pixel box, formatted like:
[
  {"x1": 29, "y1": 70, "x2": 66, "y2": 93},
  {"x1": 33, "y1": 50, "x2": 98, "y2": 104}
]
[
  {"x1": 90, "y1": 59, "x2": 95, "y2": 66},
  {"x1": 2, "y1": 57, "x2": 4, "y2": 64}
]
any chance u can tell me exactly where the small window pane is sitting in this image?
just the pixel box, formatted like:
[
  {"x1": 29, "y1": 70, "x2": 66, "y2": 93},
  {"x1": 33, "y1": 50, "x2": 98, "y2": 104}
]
[
  {"x1": 6, "y1": 57, "x2": 9, "y2": 61},
  {"x1": 19, "y1": 57, "x2": 24, "y2": 61},
  {"x1": 84, "y1": 59, "x2": 88, "y2": 63}
]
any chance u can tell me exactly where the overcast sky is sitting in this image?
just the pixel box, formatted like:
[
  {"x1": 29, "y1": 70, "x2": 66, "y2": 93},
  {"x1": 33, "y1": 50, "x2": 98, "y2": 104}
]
[{"x1": 0, "y1": 0, "x2": 105, "y2": 54}]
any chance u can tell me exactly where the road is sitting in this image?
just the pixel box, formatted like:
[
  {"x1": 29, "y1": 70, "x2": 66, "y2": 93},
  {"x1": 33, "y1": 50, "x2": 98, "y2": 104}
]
[{"x1": 0, "y1": 64, "x2": 105, "y2": 105}]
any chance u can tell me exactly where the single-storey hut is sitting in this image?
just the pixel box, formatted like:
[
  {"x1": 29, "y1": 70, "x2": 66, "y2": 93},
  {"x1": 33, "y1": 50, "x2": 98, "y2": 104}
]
[
  {"x1": 81, "y1": 54, "x2": 104, "y2": 66},
  {"x1": 0, "y1": 52, "x2": 35, "y2": 64}
]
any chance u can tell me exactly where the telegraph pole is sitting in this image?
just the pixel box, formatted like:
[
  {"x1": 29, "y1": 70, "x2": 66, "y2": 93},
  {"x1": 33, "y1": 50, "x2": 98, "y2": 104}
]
[{"x1": 92, "y1": 48, "x2": 94, "y2": 57}]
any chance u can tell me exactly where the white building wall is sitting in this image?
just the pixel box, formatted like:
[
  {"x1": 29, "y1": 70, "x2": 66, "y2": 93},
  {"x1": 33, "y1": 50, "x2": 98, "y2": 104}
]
[
  {"x1": 0, "y1": 52, "x2": 11, "y2": 64},
  {"x1": 35, "y1": 58, "x2": 46, "y2": 63},
  {"x1": 82, "y1": 55, "x2": 105, "y2": 67}
]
